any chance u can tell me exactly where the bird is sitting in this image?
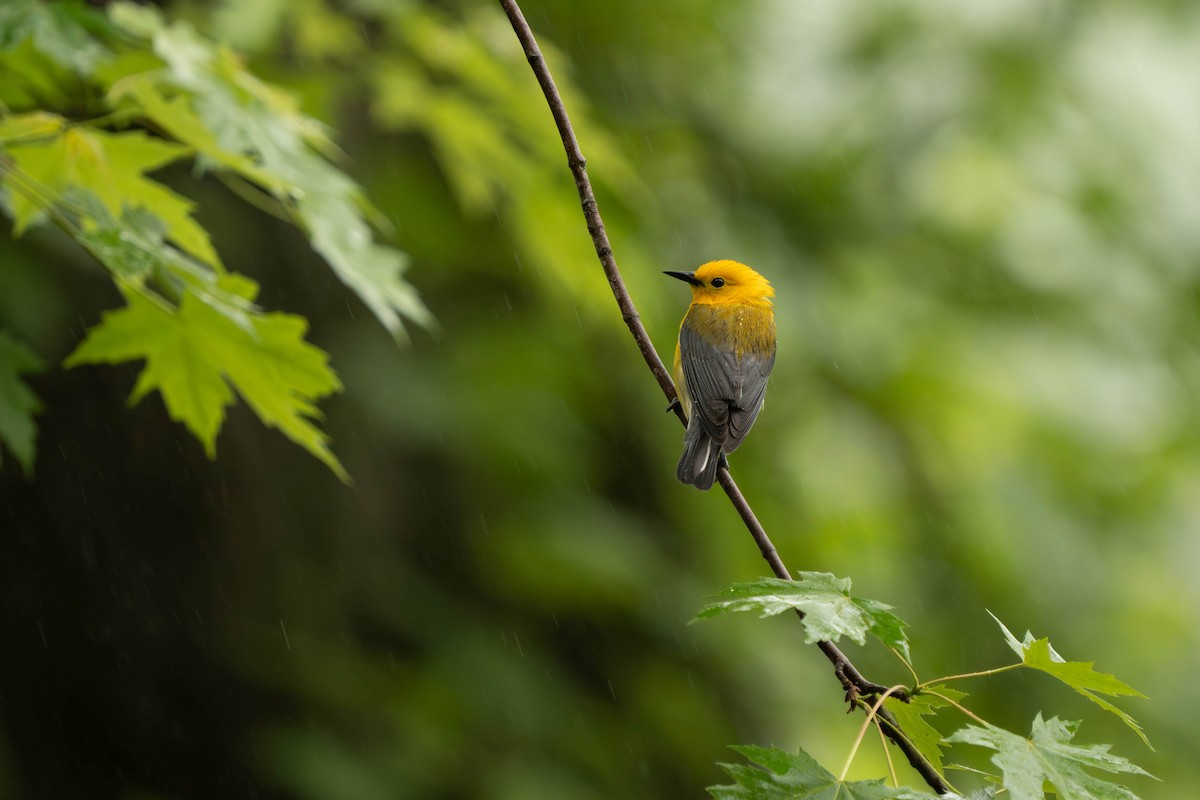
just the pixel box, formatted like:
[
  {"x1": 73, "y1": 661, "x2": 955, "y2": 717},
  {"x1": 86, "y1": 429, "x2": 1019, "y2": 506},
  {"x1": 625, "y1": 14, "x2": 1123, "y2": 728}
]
[{"x1": 664, "y1": 260, "x2": 776, "y2": 490}]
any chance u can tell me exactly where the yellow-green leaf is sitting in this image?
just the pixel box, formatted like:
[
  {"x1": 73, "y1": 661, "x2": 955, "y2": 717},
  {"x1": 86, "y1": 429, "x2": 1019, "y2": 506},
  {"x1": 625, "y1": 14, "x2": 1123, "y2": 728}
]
[
  {"x1": 65, "y1": 284, "x2": 346, "y2": 481},
  {"x1": 3, "y1": 127, "x2": 220, "y2": 268},
  {"x1": 884, "y1": 684, "x2": 968, "y2": 775},
  {"x1": 990, "y1": 613, "x2": 1149, "y2": 748}
]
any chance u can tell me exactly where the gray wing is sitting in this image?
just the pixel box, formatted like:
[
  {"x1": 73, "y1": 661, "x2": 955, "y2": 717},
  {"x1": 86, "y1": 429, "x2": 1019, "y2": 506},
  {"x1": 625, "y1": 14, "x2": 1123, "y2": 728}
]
[{"x1": 679, "y1": 322, "x2": 775, "y2": 455}]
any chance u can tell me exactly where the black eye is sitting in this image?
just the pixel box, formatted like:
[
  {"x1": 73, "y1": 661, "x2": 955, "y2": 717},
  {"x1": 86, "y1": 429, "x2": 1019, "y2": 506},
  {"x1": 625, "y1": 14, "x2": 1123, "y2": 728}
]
[{"x1": 710, "y1": 277, "x2": 725, "y2": 288}]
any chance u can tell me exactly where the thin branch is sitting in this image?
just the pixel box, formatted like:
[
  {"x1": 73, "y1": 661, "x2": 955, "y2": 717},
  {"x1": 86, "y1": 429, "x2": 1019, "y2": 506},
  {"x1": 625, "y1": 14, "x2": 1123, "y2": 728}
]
[
  {"x1": 495, "y1": 2, "x2": 681, "y2": 419},
  {"x1": 497, "y1": 2, "x2": 949, "y2": 795}
]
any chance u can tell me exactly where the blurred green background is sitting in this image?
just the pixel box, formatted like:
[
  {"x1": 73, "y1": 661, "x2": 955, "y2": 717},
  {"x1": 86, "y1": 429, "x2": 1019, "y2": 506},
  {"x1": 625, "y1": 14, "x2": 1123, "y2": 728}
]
[{"x1": 1, "y1": 0, "x2": 1194, "y2": 797}]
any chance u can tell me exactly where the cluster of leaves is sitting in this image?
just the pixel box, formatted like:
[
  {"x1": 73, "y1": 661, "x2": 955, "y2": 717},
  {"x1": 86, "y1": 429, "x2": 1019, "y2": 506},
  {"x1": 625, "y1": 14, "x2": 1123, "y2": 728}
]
[
  {"x1": 696, "y1": 573, "x2": 1153, "y2": 798},
  {"x1": 0, "y1": 0, "x2": 433, "y2": 479},
  {"x1": 204, "y1": 0, "x2": 643, "y2": 303}
]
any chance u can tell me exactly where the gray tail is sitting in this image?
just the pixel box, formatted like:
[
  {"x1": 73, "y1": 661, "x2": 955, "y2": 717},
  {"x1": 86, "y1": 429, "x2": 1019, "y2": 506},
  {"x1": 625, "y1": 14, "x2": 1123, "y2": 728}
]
[{"x1": 676, "y1": 419, "x2": 721, "y2": 490}]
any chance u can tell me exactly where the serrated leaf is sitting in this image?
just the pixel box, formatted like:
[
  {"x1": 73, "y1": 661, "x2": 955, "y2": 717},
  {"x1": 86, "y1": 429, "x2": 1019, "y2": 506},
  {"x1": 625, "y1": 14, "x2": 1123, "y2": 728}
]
[
  {"x1": 298, "y1": 189, "x2": 433, "y2": 337},
  {"x1": 3, "y1": 127, "x2": 220, "y2": 268},
  {"x1": 66, "y1": 287, "x2": 230, "y2": 451},
  {"x1": 67, "y1": 199, "x2": 262, "y2": 353},
  {"x1": 106, "y1": 75, "x2": 270, "y2": 184},
  {"x1": 0, "y1": 331, "x2": 44, "y2": 476},
  {"x1": 883, "y1": 684, "x2": 968, "y2": 774},
  {"x1": 103, "y1": 10, "x2": 431, "y2": 338},
  {"x1": 947, "y1": 715, "x2": 1154, "y2": 800},
  {"x1": 989, "y1": 613, "x2": 1149, "y2": 747},
  {"x1": 65, "y1": 284, "x2": 346, "y2": 482},
  {"x1": 708, "y1": 744, "x2": 935, "y2": 800},
  {"x1": 695, "y1": 572, "x2": 910, "y2": 660}
]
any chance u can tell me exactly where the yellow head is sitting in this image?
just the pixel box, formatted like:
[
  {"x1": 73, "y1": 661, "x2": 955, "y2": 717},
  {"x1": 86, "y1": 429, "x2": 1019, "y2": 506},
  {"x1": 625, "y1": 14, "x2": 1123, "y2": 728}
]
[{"x1": 664, "y1": 260, "x2": 775, "y2": 308}]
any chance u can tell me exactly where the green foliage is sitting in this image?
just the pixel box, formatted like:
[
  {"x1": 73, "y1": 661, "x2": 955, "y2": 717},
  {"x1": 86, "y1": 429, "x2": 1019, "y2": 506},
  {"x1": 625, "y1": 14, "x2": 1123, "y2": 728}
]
[
  {"x1": 0, "y1": 0, "x2": 431, "y2": 478},
  {"x1": 708, "y1": 744, "x2": 934, "y2": 800},
  {"x1": 4, "y1": 123, "x2": 217, "y2": 266},
  {"x1": 694, "y1": 572, "x2": 910, "y2": 660},
  {"x1": 105, "y1": 4, "x2": 432, "y2": 337},
  {"x1": 358, "y1": 3, "x2": 644, "y2": 304},
  {"x1": 698, "y1": 586, "x2": 1152, "y2": 797},
  {"x1": 0, "y1": 330, "x2": 43, "y2": 475},
  {"x1": 0, "y1": 0, "x2": 108, "y2": 76},
  {"x1": 65, "y1": 281, "x2": 345, "y2": 480},
  {"x1": 947, "y1": 716, "x2": 1154, "y2": 800},
  {"x1": 0, "y1": 1, "x2": 1188, "y2": 799},
  {"x1": 883, "y1": 684, "x2": 968, "y2": 775},
  {"x1": 991, "y1": 614, "x2": 1149, "y2": 746}
]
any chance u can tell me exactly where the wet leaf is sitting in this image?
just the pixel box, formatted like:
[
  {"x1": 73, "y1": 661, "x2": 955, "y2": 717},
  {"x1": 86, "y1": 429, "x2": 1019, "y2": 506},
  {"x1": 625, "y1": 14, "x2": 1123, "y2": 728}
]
[{"x1": 695, "y1": 572, "x2": 910, "y2": 660}]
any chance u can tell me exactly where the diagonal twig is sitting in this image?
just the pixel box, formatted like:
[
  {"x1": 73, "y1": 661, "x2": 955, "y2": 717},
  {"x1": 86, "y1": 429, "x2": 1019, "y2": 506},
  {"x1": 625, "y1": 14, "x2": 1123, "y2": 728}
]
[{"x1": 497, "y1": 1, "x2": 949, "y2": 795}]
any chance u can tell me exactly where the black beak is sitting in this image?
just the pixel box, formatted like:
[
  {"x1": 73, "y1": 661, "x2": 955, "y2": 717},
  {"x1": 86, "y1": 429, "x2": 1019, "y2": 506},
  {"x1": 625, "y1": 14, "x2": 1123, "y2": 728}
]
[{"x1": 663, "y1": 270, "x2": 702, "y2": 287}]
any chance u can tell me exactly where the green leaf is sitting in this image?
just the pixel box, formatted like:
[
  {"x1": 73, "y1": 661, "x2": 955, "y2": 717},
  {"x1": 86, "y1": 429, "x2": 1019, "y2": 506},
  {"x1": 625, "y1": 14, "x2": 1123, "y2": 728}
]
[
  {"x1": 884, "y1": 684, "x2": 968, "y2": 774},
  {"x1": 3, "y1": 127, "x2": 220, "y2": 268},
  {"x1": 66, "y1": 287, "x2": 228, "y2": 452},
  {"x1": 0, "y1": 0, "x2": 110, "y2": 76},
  {"x1": 990, "y1": 613, "x2": 1149, "y2": 747},
  {"x1": 708, "y1": 744, "x2": 935, "y2": 799},
  {"x1": 65, "y1": 283, "x2": 347, "y2": 482},
  {"x1": 0, "y1": 331, "x2": 44, "y2": 476},
  {"x1": 298, "y1": 189, "x2": 432, "y2": 337},
  {"x1": 694, "y1": 572, "x2": 911, "y2": 660},
  {"x1": 946, "y1": 715, "x2": 1154, "y2": 800},
  {"x1": 104, "y1": 8, "x2": 432, "y2": 339}
]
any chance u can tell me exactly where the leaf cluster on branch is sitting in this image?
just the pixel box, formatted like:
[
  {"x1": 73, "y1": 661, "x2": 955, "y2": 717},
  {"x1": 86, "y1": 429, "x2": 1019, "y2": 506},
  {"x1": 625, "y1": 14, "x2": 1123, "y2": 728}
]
[
  {"x1": 0, "y1": 0, "x2": 432, "y2": 478},
  {"x1": 695, "y1": 574, "x2": 1151, "y2": 798}
]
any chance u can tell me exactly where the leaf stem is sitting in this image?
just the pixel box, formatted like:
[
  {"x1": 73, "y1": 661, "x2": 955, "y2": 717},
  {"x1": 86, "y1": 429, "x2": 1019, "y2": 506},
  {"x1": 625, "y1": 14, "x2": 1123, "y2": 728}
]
[
  {"x1": 839, "y1": 685, "x2": 907, "y2": 782},
  {"x1": 78, "y1": 108, "x2": 142, "y2": 131},
  {"x1": 923, "y1": 688, "x2": 989, "y2": 726},
  {"x1": 875, "y1": 706, "x2": 900, "y2": 787},
  {"x1": 889, "y1": 644, "x2": 921, "y2": 688},
  {"x1": 923, "y1": 662, "x2": 1023, "y2": 687}
]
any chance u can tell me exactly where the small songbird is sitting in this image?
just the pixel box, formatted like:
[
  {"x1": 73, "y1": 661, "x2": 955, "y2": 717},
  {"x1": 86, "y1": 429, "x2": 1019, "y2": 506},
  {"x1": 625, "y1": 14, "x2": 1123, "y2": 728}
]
[{"x1": 665, "y1": 260, "x2": 776, "y2": 490}]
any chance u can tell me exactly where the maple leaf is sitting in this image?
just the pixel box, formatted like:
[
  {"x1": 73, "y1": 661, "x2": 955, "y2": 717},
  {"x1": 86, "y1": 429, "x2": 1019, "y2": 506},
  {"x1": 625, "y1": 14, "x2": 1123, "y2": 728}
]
[
  {"x1": 990, "y1": 614, "x2": 1148, "y2": 747},
  {"x1": 104, "y1": 6, "x2": 432, "y2": 339},
  {"x1": 3, "y1": 126, "x2": 220, "y2": 267},
  {"x1": 709, "y1": 744, "x2": 935, "y2": 800},
  {"x1": 947, "y1": 715, "x2": 1154, "y2": 800},
  {"x1": 884, "y1": 684, "x2": 969, "y2": 774},
  {"x1": 65, "y1": 284, "x2": 346, "y2": 482},
  {"x1": 695, "y1": 572, "x2": 910, "y2": 660}
]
